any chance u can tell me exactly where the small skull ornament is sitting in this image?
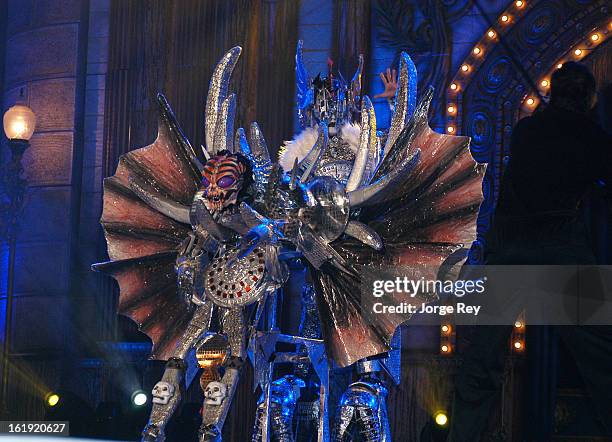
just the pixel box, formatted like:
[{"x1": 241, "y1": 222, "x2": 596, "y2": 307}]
[
  {"x1": 204, "y1": 381, "x2": 227, "y2": 406},
  {"x1": 152, "y1": 381, "x2": 175, "y2": 405},
  {"x1": 201, "y1": 153, "x2": 247, "y2": 215}
]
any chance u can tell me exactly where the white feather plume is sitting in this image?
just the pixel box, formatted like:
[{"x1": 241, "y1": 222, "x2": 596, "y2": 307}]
[
  {"x1": 278, "y1": 123, "x2": 362, "y2": 172},
  {"x1": 278, "y1": 127, "x2": 319, "y2": 172}
]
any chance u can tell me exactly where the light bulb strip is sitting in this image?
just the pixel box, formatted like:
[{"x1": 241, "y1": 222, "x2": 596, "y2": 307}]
[
  {"x1": 521, "y1": 22, "x2": 609, "y2": 112},
  {"x1": 450, "y1": 9, "x2": 609, "y2": 128},
  {"x1": 447, "y1": 0, "x2": 534, "y2": 131}
]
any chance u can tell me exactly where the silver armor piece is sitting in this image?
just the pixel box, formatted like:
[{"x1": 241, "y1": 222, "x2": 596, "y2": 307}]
[
  {"x1": 332, "y1": 377, "x2": 390, "y2": 442},
  {"x1": 298, "y1": 123, "x2": 329, "y2": 183},
  {"x1": 213, "y1": 94, "x2": 236, "y2": 154},
  {"x1": 252, "y1": 375, "x2": 304, "y2": 442},
  {"x1": 356, "y1": 359, "x2": 381, "y2": 375},
  {"x1": 234, "y1": 127, "x2": 249, "y2": 156},
  {"x1": 190, "y1": 193, "x2": 235, "y2": 242},
  {"x1": 203, "y1": 247, "x2": 268, "y2": 308},
  {"x1": 142, "y1": 304, "x2": 214, "y2": 442},
  {"x1": 200, "y1": 367, "x2": 241, "y2": 441},
  {"x1": 347, "y1": 147, "x2": 420, "y2": 208},
  {"x1": 199, "y1": 309, "x2": 246, "y2": 441},
  {"x1": 295, "y1": 40, "x2": 313, "y2": 128},
  {"x1": 303, "y1": 177, "x2": 350, "y2": 243},
  {"x1": 249, "y1": 122, "x2": 273, "y2": 204},
  {"x1": 221, "y1": 308, "x2": 246, "y2": 360},
  {"x1": 205, "y1": 47, "x2": 242, "y2": 155},
  {"x1": 295, "y1": 40, "x2": 364, "y2": 129},
  {"x1": 383, "y1": 52, "x2": 417, "y2": 163},
  {"x1": 316, "y1": 135, "x2": 355, "y2": 185},
  {"x1": 344, "y1": 221, "x2": 383, "y2": 251},
  {"x1": 346, "y1": 96, "x2": 376, "y2": 192}
]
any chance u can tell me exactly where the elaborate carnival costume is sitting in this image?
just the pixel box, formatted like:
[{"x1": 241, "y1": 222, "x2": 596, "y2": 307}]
[{"x1": 94, "y1": 43, "x2": 484, "y2": 441}]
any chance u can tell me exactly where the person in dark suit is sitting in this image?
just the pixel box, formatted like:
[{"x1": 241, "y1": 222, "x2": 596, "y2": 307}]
[{"x1": 447, "y1": 62, "x2": 612, "y2": 441}]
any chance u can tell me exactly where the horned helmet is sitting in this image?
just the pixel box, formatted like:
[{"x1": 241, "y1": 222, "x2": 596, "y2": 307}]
[{"x1": 296, "y1": 40, "x2": 364, "y2": 128}]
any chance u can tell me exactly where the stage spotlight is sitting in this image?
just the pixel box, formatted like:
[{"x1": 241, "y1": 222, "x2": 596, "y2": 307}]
[
  {"x1": 132, "y1": 390, "x2": 148, "y2": 407},
  {"x1": 46, "y1": 392, "x2": 60, "y2": 407},
  {"x1": 434, "y1": 411, "x2": 448, "y2": 427}
]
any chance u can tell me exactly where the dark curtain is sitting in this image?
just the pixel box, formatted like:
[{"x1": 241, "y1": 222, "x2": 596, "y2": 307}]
[
  {"x1": 103, "y1": 0, "x2": 299, "y2": 178},
  {"x1": 332, "y1": 0, "x2": 371, "y2": 96}
]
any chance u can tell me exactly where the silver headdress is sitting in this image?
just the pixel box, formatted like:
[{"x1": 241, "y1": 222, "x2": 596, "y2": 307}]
[{"x1": 296, "y1": 40, "x2": 364, "y2": 129}]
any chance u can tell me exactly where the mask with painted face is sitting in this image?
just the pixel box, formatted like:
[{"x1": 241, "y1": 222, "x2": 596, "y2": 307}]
[{"x1": 200, "y1": 153, "x2": 247, "y2": 215}]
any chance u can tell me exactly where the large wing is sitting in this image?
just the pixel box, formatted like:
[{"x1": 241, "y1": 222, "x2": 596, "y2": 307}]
[
  {"x1": 311, "y1": 88, "x2": 485, "y2": 368},
  {"x1": 93, "y1": 94, "x2": 200, "y2": 360}
]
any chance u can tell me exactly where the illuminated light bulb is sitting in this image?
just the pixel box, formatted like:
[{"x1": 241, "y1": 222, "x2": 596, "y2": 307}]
[
  {"x1": 488, "y1": 30, "x2": 496, "y2": 38},
  {"x1": 447, "y1": 126, "x2": 455, "y2": 134},
  {"x1": 461, "y1": 64, "x2": 470, "y2": 72},
  {"x1": 515, "y1": 0, "x2": 524, "y2": 7},
  {"x1": 591, "y1": 33, "x2": 599, "y2": 42},
  {"x1": 435, "y1": 412, "x2": 449, "y2": 427},
  {"x1": 574, "y1": 48, "x2": 582, "y2": 56},
  {"x1": 501, "y1": 15, "x2": 510, "y2": 23},
  {"x1": 441, "y1": 324, "x2": 450, "y2": 333},
  {"x1": 447, "y1": 105, "x2": 456, "y2": 114},
  {"x1": 3, "y1": 104, "x2": 36, "y2": 140},
  {"x1": 132, "y1": 391, "x2": 148, "y2": 406},
  {"x1": 541, "y1": 79, "x2": 549, "y2": 87},
  {"x1": 46, "y1": 393, "x2": 60, "y2": 407},
  {"x1": 514, "y1": 321, "x2": 523, "y2": 328},
  {"x1": 514, "y1": 341, "x2": 523, "y2": 350},
  {"x1": 441, "y1": 344, "x2": 450, "y2": 352},
  {"x1": 473, "y1": 47, "x2": 482, "y2": 55},
  {"x1": 526, "y1": 97, "x2": 535, "y2": 106},
  {"x1": 557, "y1": 63, "x2": 563, "y2": 69},
  {"x1": 450, "y1": 83, "x2": 458, "y2": 91}
]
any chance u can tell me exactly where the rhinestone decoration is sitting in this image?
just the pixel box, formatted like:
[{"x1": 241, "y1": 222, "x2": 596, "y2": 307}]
[{"x1": 204, "y1": 247, "x2": 266, "y2": 307}]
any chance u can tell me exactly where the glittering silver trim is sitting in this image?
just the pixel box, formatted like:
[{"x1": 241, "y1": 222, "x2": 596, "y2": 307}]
[
  {"x1": 205, "y1": 47, "x2": 242, "y2": 155},
  {"x1": 346, "y1": 96, "x2": 376, "y2": 192},
  {"x1": 213, "y1": 94, "x2": 236, "y2": 154}
]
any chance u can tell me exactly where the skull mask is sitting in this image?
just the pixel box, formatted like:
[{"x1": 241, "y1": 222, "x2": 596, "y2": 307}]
[
  {"x1": 204, "y1": 381, "x2": 227, "y2": 406},
  {"x1": 152, "y1": 381, "x2": 175, "y2": 405},
  {"x1": 201, "y1": 153, "x2": 247, "y2": 215}
]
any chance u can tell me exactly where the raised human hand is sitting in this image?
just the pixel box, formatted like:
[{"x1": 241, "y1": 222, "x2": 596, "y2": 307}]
[{"x1": 373, "y1": 68, "x2": 397, "y2": 99}]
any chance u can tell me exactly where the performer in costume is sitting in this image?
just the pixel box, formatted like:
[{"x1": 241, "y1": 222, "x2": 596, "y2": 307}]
[{"x1": 94, "y1": 43, "x2": 484, "y2": 441}]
